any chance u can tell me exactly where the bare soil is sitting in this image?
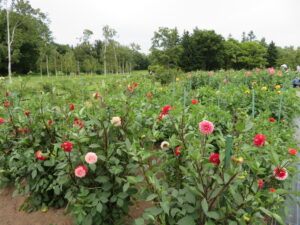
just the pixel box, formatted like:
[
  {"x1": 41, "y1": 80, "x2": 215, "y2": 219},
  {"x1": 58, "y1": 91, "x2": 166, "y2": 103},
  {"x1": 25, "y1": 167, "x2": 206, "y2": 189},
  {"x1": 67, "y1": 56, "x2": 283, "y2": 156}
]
[
  {"x1": 0, "y1": 188, "x2": 73, "y2": 225},
  {"x1": 0, "y1": 187, "x2": 152, "y2": 225}
]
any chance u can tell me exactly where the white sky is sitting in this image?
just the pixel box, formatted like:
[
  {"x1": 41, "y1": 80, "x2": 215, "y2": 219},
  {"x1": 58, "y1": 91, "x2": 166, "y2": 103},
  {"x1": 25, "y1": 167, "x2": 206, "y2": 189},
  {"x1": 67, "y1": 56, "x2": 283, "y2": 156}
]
[{"x1": 28, "y1": 0, "x2": 300, "y2": 53}]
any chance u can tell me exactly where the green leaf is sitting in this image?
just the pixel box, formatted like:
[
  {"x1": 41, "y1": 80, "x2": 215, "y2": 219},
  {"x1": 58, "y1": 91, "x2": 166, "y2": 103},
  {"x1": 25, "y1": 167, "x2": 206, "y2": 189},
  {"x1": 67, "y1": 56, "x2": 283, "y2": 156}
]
[
  {"x1": 205, "y1": 220, "x2": 216, "y2": 225},
  {"x1": 96, "y1": 202, "x2": 103, "y2": 212},
  {"x1": 259, "y1": 207, "x2": 272, "y2": 217},
  {"x1": 145, "y1": 207, "x2": 162, "y2": 216},
  {"x1": 53, "y1": 185, "x2": 60, "y2": 195},
  {"x1": 44, "y1": 159, "x2": 55, "y2": 167},
  {"x1": 259, "y1": 208, "x2": 284, "y2": 225},
  {"x1": 89, "y1": 144, "x2": 100, "y2": 148},
  {"x1": 177, "y1": 216, "x2": 196, "y2": 225},
  {"x1": 31, "y1": 170, "x2": 37, "y2": 179},
  {"x1": 146, "y1": 194, "x2": 158, "y2": 201},
  {"x1": 244, "y1": 121, "x2": 254, "y2": 132},
  {"x1": 117, "y1": 198, "x2": 124, "y2": 207},
  {"x1": 206, "y1": 211, "x2": 219, "y2": 220},
  {"x1": 135, "y1": 218, "x2": 144, "y2": 225},
  {"x1": 228, "y1": 221, "x2": 238, "y2": 225},
  {"x1": 127, "y1": 176, "x2": 138, "y2": 184},
  {"x1": 171, "y1": 208, "x2": 180, "y2": 217},
  {"x1": 89, "y1": 164, "x2": 96, "y2": 172},
  {"x1": 123, "y1": 183, "x2": 130, "y2": 192},
  {"x1": 95, "y1": 176, "x2": 109, "y2": 183},
  {"x1": 125, "y1": 138, "x2": 131, "y2": 150},
  {"x1": 160, "y1": 202, "x2": 170, "y2": 215},
  {"x1": 201, "y1": 199, "x2": 208, "y2": 213},
  {"x1": 185, "y1": 191, "x2": 196, "y2": 204},
  {"x1": 79, "y1": 137, "x2": 90, "y2": 143},
  {"x1": 272, "y1": 213, "x2": 285, "y2": 225}
]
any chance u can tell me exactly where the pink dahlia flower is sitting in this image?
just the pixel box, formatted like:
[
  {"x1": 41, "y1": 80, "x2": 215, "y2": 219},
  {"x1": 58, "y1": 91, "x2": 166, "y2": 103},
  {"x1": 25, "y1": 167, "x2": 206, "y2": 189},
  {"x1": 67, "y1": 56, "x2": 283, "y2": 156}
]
[
  {"x1": 199, "y1": 120, "x2": 214, "y2": 135},
  {"x1": 75, "y1": 165, "x2": 88, "y2": 178},
  {"x1": 111, "y1": 117, "x2": 121, "y2": 127},
  {"x1": 85, "y1": 152, "x2": 98, "y2": 164}
]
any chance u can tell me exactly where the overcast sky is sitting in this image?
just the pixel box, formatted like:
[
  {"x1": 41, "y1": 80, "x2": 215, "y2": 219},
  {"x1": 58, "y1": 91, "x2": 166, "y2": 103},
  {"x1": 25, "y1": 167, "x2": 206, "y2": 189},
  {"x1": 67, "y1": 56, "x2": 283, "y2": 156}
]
[{"x1": 28, "y1": 0, "x2": 300, "y2": 53}]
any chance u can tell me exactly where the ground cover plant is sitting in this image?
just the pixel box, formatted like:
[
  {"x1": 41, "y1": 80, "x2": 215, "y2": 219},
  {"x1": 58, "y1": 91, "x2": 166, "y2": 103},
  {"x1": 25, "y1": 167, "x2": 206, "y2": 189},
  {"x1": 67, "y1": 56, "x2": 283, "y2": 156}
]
[{"x1": 0, "y1": 69, "x2": 300, "y2": 225}]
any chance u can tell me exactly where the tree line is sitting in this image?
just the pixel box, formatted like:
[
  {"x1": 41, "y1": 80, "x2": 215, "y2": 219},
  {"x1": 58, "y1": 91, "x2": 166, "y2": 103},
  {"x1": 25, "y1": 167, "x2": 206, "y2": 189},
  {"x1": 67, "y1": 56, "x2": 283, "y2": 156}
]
[
  {"x1": 149, "y1": 27, "x2": 300, "y2": 72},
  {"x1": 0, "y1": 0, "x2": 299, "y2": 79},
  {"x1": 0, "y1": 0, "x2": 149, "y2": 80}
]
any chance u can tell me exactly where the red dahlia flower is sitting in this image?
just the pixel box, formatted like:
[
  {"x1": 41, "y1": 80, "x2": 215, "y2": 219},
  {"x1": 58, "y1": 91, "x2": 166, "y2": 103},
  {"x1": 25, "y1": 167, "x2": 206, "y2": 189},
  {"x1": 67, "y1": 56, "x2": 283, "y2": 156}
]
[
  {"x1": 268, "y1": 117, "x2": 276, "y2": 122},
  {"x1": 253, "y1": 134, "x2": 265, "y2": 146},
  {"x1": 258, "y1": 179, "x2": 264, "y2": 189},
  {"x1": 69, "y1": 103, "x2": 75, "y2": 111},
  {"x1": 209, "y1": 153, "x2": 220, "y2": 165},
  {"x1": 4, "y1": 102, "x2": 9, "y2": 108},
  {"x1": 269, "y1": 188, "x2": 276, "y2": 192},
  {"x1": 61, "y1": 142, "x2": 73, "y2": 152},
  {"x1": 25, "y1": 110, "x2": 30, "y2": 117},
  {"x1": 174, "y1": 146, "x2": 181, "y2": 156},
  {"x1": 191, "y1": 99, "x2": 198, "y2": 104},
  {"x1": 147, "y1": 93, "x2": 153, "y2": 98},
  {"x1": 157, "y1": 105, "x2": 173, "y2": 121},
  {"x1": 74, "y1": 118, "x2": 84, "y2": 129},
  {"x1": 288, "y1": 149, "x2": 297, "y2": 155},
  {"x1": 273, "y1": 167, "x2": 288, "y2": 180},
  {"x1": 18, "y1": 128, "x2": 28, "y2": 135}
]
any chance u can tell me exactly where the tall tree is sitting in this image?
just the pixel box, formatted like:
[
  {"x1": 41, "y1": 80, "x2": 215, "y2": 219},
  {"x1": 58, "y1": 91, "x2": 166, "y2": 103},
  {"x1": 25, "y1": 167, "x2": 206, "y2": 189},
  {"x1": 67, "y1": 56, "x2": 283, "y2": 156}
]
[
  {"x1": 180, "y1": 29, "x2": 225, "y2": 71},
  {"x1": 247, "y1": 30, "x2": 256, "y2": 42},
  {"x1": 150, "y1": 27, "x2": 183, "y2": 69},
  {"x1": 237, "y1": 41, "x2": 268, "y2": 69},
  {"x1": 267, "y1": 41, "x2": 278, "y2": 67},
  {"x1": 4, "y1": 0, "x2": 18, "y2": 83},
  {"x1": 102, "y1": 25, "x2": 117, "y2": 75}
]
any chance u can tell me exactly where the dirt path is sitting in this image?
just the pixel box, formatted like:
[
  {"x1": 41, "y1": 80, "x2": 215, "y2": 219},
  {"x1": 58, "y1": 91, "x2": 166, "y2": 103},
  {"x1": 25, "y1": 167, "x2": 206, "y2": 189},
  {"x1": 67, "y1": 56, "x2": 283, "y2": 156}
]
[{"x1": 0, "y1": 188, "x2": 72, "y2": 225}]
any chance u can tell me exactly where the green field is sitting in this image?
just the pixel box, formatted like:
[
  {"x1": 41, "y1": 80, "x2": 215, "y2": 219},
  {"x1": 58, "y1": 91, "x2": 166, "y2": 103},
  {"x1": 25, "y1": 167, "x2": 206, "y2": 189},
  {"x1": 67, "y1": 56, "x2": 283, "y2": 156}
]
[{"x1": 0, "y1": 69, "x2": 299, "y2": 225}]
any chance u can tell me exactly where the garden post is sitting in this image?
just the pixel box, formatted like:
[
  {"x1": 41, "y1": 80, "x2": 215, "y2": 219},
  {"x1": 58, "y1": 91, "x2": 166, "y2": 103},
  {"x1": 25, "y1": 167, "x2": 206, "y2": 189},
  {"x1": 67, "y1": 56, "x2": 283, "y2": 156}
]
[
  {"x1": 252, "y1": 88, "x2": 255, "y2": 118},
  {"x1": 277, "y1": 86, "x2": 285, "y2": 125}
]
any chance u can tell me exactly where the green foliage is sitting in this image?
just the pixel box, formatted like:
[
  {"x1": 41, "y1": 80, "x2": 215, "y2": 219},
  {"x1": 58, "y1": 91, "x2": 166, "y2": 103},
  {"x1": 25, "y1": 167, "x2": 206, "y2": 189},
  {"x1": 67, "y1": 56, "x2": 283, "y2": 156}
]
[
  {"x1": 267, "y1": 41, "x2": 278, "y2": 67},
  {"x1": 180, "y1": 29, "x2": 225, "y2": 71},
  {"x1": 150, "y1": 27, "x2": 183, "y2": 69}
]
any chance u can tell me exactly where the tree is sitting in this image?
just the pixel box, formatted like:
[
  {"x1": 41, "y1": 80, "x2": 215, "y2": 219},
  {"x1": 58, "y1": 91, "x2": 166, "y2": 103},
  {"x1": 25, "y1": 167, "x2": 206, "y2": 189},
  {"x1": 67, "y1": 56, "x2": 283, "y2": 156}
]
[
  {"x1": 0, "y1": 0, "x2": 51, "y2": 76},
  {"x1": 180, "y1": 29, "x2": 225, "y2": 71},
  {"x1": 150, "y1": 27, "x2": 183, "y2": 69},
  {"x1": 223, "y1": 38, "x2": 242, "y2": 70},
  {"x1": 179, "y1": 31, "x2": 195, "y2": 71},
  {"x1": 237, "y1": 41, "x2": 267, "y2": 69},
  {"x1": 276, "y1": 46, "x2": 300, "y2": 69},
  {"x1": 247, "y1": 30, "x2": 256, "y2": 42},
  {"x1": 102, "y1": 25, "x2": 117, "y2": 75},
  {"x1": 242, "y1": 32, "x2": 247, "y2": 42},
  {"x1": 4, "y1": 0, "x2": 19, "y2": 83},
  {"x1": 267, "y1": 41, "x2": 278, "y2": 67}
]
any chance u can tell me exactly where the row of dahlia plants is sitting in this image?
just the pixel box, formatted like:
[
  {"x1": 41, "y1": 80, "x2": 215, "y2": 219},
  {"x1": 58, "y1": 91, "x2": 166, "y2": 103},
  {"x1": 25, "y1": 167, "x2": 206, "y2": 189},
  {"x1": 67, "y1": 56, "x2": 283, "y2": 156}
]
[{"x1": 0, "y1": 70, "x2": 299, "y2": 225}]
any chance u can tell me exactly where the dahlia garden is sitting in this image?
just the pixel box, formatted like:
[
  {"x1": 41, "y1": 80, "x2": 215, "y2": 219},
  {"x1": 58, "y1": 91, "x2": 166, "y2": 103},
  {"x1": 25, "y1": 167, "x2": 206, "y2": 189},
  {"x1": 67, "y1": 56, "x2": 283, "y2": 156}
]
[{"x1": 0, "y1": 69, "x2": 299, "y2": 225}]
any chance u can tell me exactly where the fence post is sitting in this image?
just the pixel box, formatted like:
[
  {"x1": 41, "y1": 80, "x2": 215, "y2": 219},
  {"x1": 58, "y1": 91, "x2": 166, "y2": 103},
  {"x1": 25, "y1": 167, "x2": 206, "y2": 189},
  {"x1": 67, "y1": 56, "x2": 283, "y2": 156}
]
[
  {"x1": 252, "y1": 88, "x2": 255, "y2": 118},
  {"x1": 277, "y1": 86, "x2": 285, "y2": 125}
]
